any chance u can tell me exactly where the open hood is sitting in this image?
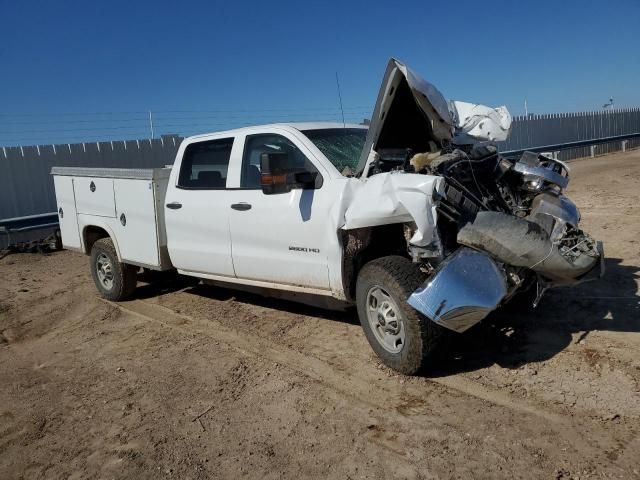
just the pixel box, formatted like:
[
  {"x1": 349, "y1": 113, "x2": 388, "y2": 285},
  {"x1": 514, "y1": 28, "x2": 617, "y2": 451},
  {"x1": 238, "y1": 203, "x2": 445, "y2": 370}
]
[{"x1": 356, "y1": 58, "x2": 454, "y2": 175}]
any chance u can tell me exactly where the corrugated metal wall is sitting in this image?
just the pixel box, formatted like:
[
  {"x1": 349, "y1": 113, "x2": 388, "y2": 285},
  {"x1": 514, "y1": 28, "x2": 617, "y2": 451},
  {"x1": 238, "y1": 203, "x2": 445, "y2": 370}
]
[
  {"x1": 0, "y1": 136, "x2": 182, "y2": 221},
  {"x1": 499, "y1": 107, "x2": 640, "y2": 160}
]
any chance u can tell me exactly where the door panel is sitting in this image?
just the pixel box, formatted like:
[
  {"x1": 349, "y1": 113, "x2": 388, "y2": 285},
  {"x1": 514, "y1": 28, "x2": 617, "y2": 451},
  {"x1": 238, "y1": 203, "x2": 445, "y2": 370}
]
[
  {"x1": 228, "y1": 132, "x2": 332, "y2": 289},
  {"x1": 53, "y1": 176, "x2": 81, "y2": 249},
  {"x1": 75, "y1": 177, "x2": 116, "y2": 217},
  {"x1": 228, "y1": 189, "x2": 333, "y2": 289},
  {"x1": 165, "y1": 137, "x2": 236, "y2": 277},
  {"x1": 113, "y1": 179, "x2": 160, "y2": 267},
  {"x1": 165, "y1": 190, "x2": 234, "y2": 276}
]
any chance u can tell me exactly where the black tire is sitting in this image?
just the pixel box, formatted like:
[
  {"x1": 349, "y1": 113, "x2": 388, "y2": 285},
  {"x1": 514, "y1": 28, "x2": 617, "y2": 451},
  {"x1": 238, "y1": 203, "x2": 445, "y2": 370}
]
[
  {"x1": 356, "y1": 255, "x2": 443, "y2": 375},
  {"x1": 90, "y1": 237, "x2": 137, "y2": 301}
]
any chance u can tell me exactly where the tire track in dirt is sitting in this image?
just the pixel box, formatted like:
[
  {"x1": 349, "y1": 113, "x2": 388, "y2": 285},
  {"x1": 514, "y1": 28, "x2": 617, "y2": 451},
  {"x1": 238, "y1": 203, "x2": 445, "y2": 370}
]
[
  {"x1": 114, "y1": 299, "x2": 559, "y2": 418},
  {"x1": 103, "y1": 297, "x2": 614, "y2": 460}
]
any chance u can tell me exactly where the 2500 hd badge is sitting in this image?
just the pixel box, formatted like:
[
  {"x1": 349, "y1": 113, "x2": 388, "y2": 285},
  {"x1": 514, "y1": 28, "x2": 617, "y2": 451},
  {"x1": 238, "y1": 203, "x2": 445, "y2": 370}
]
[{"x1": 289, "y1": 246, "x2": 320, "y2": 253}]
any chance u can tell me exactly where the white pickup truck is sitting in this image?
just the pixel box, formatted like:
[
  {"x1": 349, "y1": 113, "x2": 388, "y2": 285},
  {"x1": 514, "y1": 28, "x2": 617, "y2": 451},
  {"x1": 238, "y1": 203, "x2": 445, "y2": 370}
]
[{"x1": 52, "y1": 59, "x2": 603, "y2": 374}]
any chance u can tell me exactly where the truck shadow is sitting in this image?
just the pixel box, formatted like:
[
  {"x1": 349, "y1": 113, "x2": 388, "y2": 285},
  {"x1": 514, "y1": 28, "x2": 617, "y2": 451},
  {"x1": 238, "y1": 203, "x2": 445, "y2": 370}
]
[
  {"x1": 184, "y1": 284, "x2": 361, "y2": 325},
  {"x1": 133, "y1": 275, "x2": 359, "y2": 325},
  {"x1": 131, "y1": 257, "x2": 638, "y2": 377},
  {"x1": 423, "y1": 257, "x2": 640, "y2": 377}
]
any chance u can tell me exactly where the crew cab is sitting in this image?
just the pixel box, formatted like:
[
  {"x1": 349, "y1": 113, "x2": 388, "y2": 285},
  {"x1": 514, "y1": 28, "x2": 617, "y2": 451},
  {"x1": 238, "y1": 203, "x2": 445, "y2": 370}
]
[{"x1": 52, "y1": 59, "x2": 603, "y2": 374}]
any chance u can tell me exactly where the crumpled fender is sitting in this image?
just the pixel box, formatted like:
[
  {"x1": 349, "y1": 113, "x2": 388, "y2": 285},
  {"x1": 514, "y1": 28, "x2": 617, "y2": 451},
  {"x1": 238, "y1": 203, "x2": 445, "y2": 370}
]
[{"x1": 341, "y1": 172, "x2": 444, "y2": 247}]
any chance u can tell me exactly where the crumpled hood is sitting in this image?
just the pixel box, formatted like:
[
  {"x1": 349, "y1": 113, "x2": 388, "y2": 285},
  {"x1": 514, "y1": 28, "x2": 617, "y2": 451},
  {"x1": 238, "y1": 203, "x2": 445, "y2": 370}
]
[
  {"x1": 356, "y1": 59, "x2": 514, "y2": 176},
  {"x1": 356, "y1": 58, "x2": 454, "y2": 174}
]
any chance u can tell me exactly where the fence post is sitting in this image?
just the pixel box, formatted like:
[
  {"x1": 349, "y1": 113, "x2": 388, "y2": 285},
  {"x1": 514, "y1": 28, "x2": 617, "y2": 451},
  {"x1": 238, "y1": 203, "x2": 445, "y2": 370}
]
[
  {"x1": 622, "y1": 140, "x2": 627, "y2": 152},
  {"x1": 590, "y1": 145, "x2": 596, "y2": 157},
  {"x1": 149, "y1": 111, "x2": 154, "y2": 139}
]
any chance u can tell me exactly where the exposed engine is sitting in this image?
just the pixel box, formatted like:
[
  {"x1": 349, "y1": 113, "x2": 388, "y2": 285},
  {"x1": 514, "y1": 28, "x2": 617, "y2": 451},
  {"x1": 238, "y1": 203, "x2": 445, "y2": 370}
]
[
  {"x1": 430, "y1": 147, "x2": 599, "y2": 277},
  {"x1": 404, "y1": 146, "x2": 603, "y2": 332}
]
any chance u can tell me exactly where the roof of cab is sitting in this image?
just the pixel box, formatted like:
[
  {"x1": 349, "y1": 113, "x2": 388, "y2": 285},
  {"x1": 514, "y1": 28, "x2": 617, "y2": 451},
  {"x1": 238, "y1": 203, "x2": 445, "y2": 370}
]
[{"x1": 185, "y1": 122, "x2": 367, "y2": 141}]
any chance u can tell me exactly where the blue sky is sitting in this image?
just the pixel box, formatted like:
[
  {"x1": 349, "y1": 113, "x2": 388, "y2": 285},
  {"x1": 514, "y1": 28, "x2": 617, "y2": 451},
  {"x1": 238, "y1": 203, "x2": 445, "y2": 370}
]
[{"x1": 1, "y1": 0, "x2": 638, "y2": 146}]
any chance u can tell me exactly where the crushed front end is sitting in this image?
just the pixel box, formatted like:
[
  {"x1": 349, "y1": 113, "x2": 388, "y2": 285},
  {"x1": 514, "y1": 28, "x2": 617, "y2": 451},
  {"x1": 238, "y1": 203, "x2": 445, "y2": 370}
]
[
  {"x1": 355, "y1": 58, "x2": 604, "y2": 333},
  {"x1": 408, "y1": 147, "x2": 604, "y2": 332}
]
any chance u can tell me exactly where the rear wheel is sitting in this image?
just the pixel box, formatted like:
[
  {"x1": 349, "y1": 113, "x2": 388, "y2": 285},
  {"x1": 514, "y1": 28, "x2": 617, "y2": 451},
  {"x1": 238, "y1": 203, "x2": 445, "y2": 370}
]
[
  {"x1": 90, "y1": 238, "x2": 137, "y2": 301},
  {"x1": 356, "y1": 256, "x2": 443, "y2": 375}
]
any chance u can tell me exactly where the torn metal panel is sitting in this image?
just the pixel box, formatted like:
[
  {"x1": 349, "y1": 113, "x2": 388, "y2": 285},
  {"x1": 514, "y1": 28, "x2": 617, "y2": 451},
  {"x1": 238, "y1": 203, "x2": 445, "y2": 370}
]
[
  {"x1": 457, "y1": 211, "x2": 602, "y2": 284},
  {"x1": 449, "y1": 101, "x2": 513, "y2": 144},
  {"x1": 529, "y1": 193, "x2": 580, "y2": 240},
  {"x1": 407, "y1": 248, "x2": 507, "y2": 333},
  {"x1": 341, "y1": 172, "x2": 444, "y2": 248}
]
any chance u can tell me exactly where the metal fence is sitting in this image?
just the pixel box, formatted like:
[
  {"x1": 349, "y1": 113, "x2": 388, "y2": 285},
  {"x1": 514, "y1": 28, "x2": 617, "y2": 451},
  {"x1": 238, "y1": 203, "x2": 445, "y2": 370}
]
[
  {"x1": 0, "y1": 135, "x2": 182, "y2": 221},
  {"x1": 499, "y1": 107, "x2": 640, "y2": 160},
  {"x1": 0, "y1": 135, "x2": 182, "y2": 248},
  {"x1": 1, "y1": 108, "x2": 640, "y2": 248}
]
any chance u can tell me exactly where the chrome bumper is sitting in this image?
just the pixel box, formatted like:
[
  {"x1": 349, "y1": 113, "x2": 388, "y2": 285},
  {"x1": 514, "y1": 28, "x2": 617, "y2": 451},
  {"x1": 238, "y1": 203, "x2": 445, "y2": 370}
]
[{"x1": 407, "y1": 248, "x2": 507, "y2": 333}]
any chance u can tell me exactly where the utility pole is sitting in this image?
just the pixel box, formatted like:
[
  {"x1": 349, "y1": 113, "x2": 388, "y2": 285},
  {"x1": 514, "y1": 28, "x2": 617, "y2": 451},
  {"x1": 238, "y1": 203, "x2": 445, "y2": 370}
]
[
  {"x1": 335, "y1": 72, "x2": 346, "y2": 129},
  {"x1": 524, "y1": 99, "x2": 528, "y2": 117},
  {"x1": 149, "y1": 110, "x2": 155, "y2": 139}
]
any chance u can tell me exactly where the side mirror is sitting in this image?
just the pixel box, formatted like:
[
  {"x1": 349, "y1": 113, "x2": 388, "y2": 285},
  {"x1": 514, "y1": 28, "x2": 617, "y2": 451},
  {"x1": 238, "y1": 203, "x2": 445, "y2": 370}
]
[
  {"x1": 260, "y1": 152, "x2": 320, "y2": 194},
  {"x1": 293, "y1": 171, "x2": 317, "y2": 187},
  {"x1": 260, "y1": 152, "x2": 292, "y2": 195}
]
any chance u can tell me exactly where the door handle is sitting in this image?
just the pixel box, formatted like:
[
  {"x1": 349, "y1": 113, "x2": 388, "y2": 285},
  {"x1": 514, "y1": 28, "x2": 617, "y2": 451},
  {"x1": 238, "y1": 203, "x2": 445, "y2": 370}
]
[
  {"x1": 166, "y1": 202, "x2": 182, "y2": 210},
  {"x1": 231, "y1": 203, "x2": 252, "y2": 211}
]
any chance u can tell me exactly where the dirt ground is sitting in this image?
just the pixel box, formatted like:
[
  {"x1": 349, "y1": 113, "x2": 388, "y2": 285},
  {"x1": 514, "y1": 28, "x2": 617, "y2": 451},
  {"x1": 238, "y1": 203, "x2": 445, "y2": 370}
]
[{"x1": 1, "y1": 150, "x2": 639, "y2": 480}]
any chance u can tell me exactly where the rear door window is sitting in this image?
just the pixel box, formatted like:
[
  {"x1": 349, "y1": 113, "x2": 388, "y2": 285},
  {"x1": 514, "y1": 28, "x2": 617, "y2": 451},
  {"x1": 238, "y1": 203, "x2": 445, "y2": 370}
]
[{"x1": 178, "y1": 137, "x2": 234, "y2": 189}]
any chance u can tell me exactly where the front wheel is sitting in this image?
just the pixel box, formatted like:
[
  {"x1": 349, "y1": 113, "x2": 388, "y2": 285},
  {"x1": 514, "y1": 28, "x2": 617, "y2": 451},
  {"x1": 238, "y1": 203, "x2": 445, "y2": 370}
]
[
  {"x1": 356, "y1": 256, "x2": 444, "y2": 375},
  {"x1": 90, "y1": 237, "x2": 138, "y2": 301}
]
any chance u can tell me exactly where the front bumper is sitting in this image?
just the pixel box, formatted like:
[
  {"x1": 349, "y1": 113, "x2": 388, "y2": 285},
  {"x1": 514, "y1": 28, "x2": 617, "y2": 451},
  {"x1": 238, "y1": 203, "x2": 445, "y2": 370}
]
[
  {"x1": 407, "y1": 248, "x2": 507, "y2": 333},
  {"x1": 407, "y1": 241, "x2": 605, "y2": 333}
]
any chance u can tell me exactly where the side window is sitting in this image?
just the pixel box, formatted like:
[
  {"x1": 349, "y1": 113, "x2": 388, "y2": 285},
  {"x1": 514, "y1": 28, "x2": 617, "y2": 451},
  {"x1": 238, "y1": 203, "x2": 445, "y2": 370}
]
[
  {"x1": 178, "y1": 137, "x2": 234, "y2": 189},
  {"x1": 241, "y1": 134, "x2": 322, "y2": 189}
]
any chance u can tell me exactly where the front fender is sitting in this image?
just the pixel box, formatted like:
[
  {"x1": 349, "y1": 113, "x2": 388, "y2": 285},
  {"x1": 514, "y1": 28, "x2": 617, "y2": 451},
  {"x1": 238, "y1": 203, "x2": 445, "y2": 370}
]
[{"x1": 342, "y1": 172, "x2": 443, "y2": 248}]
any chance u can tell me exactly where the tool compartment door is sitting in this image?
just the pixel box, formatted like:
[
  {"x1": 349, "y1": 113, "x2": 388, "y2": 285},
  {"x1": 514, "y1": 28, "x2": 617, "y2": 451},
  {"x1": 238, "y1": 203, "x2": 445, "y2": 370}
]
[
  {"x1": 74, "y1": 177, "x2": 116, "y2": 217},
  {"x1": 113, "y1": 178, "x2": 161, "y2": 267},
  {"x1": 53, "y1": 176, "x2": 82, "y2": 249}
]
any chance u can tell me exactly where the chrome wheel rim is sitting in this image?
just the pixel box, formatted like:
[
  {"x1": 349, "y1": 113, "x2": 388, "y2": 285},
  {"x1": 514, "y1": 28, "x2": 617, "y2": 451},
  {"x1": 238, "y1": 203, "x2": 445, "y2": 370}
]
[
  {"x1": 366, "y1": 286, "x2": 405, "y2": 354},
  {"x1": 96, "y1": 253, "x2": 114, "y2": 291}
]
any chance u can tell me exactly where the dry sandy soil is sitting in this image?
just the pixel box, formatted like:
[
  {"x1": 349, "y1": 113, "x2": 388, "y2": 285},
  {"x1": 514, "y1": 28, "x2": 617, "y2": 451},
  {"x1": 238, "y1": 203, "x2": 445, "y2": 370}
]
[{"x1": 1, "y1": 150, "x2": 639, "y2": 479}]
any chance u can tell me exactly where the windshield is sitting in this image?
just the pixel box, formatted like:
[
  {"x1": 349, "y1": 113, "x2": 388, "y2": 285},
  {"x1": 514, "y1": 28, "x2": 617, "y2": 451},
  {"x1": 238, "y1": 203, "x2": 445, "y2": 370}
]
[{"x1": 302, "y1": 128, "x2": 367, "y2": 175}]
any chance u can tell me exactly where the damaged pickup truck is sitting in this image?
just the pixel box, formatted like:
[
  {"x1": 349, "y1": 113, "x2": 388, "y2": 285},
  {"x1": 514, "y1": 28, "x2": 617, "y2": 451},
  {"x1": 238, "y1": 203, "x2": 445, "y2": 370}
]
[{"x1": 52, "y1": 58, "x2": 603, "y2": 374}]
